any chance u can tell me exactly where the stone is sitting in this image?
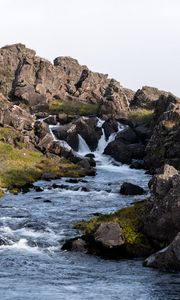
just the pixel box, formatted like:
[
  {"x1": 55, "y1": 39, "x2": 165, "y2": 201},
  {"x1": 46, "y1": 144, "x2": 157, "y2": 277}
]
[
  {"x1": 120, "y1": 182, "x2": 145, "y2": 195},
  {"x1": 144, "y1": 232, "x2": 180, "y2": 271},
  {"x1": 62, "y1": 237, "x2": 87, "y2": 252},
  {"x1": 104, "y1": 140, "x2": 132, "y2": 164},
  {"x1": 94, "y1": 222, "x2": 125, "y2": 248},
  {"x1": 143, "y1": 165, "x2": 180, "y2": 243}
]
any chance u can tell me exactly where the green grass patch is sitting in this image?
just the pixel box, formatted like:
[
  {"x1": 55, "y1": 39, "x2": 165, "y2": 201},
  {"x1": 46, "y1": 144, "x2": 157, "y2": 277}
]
[
  {"x1": 0, "y1": 141, "x2": 85, "y2": 194},
  {"x1": 49, "y1": 100, "x2": 99, "y2": 116},
  {"x1": 129, "y1": 109, "x2": 154, "y2": 123}
]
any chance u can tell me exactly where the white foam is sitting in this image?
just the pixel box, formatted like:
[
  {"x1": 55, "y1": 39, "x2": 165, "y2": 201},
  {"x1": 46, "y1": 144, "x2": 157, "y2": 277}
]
[{"x1": 0, "y1": 238, "x2": 41, "y2": 253}]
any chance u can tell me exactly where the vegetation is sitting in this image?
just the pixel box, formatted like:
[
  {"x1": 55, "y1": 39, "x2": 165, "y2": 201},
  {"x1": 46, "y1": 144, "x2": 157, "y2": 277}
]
[
  {"x1": 49, "y1": 100, "x2": 99, "y2": 116},
  {"x1": 128, "y1": 108, "x2": 154, "y2": 123},
  {"x1": 75, "y1": 201, "x2": 154, "y2": 257},
  {"x1": 0, "y1": 141, "x2": 85, "y2": 196}
]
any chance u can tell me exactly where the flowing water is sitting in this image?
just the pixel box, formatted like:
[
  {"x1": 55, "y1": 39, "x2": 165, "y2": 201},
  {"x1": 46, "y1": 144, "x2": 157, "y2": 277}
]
[{"x1": 0, "y1": 121, "x2": 180, "y2": 300}]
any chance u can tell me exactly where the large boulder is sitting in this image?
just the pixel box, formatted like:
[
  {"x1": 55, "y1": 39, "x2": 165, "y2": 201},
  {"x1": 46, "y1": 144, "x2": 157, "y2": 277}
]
[
  {"x1": 144, "y1": 232, "x2": 180, "y2": 272},
  {"x1": 143, "y1": 165, "x2": 180, "y2": 243},
  {"x1": 104, "y1": 140, "x2": 132, "y2": 164}
]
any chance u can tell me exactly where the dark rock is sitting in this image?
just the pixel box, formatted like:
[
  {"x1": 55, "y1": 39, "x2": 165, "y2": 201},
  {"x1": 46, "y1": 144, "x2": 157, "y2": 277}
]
[
  {"x1": 120, "y1": 182, "x2": 145, "y2": 195},
  {"x1": 34, "y1": 186, "x2": 44, "y2": 192},
  {"x1": 43, "y1": 115, "x2": 57, "y2": 125},
  {"x1": 85, "y1": 153, "x2": 95, "y2": 159},
  {"x1": 116, "y1": 127, "x2": 139, "y2": 144},
  {"x1": 144, "y1": 232, "x2": 180, "y2": 272},
  {"x1": 104, "y1": 140, "x2": 132, "y2": 164},
  {"x1": 130, "y1": 160, "x2": 145, "y2": 169},
  {"x1": 143, "y1": 165, "x2": 180, "y2": 243},
  {"x1": 43, "y1": 199, "x2": 52, "y2": 203},
  {"x1": 62, "y1": 237, "x2": 87, "y2": 252},
  {"x1": 65, "y1": 178, "x2": 79, "y2": 184},
  {"x1": 102, "y1": 119, "x2": 119, "y2": 140},
  {"x1": 128, "y1": 143, "x2": 145, "y2": 160}
]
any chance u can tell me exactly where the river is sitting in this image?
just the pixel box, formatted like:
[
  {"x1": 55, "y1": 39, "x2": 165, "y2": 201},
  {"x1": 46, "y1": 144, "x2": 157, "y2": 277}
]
[{"x1": 0, "y1": 122, "x2": 180, "y2": 300}]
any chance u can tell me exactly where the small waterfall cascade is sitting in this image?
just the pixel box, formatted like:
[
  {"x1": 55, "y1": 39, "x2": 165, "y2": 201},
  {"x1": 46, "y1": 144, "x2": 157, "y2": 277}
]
[
  {"x1": 48, "y1": 117, "x2": 126, "y2": 165},
  {"x1": 49, "y1": 124, "x2": 72, "y2": 151},
  {"x1": 78, "y1": 134, "x2": 91, "y2": 155}
]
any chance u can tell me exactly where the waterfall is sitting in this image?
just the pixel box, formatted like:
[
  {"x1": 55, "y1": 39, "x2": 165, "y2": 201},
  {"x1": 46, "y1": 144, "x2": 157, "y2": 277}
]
[
  {"x1": 49, "y1": 117, "x2": 126, "y2": 166},
  {"x1": 49, "y1": 124, "x2": 72, "y2": 151},
  {"x1": 78, "y1": 134, "x2": 91, "y2": 155}
]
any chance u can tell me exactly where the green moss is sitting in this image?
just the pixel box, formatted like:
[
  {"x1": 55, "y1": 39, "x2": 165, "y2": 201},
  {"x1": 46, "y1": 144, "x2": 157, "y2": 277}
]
[
  {"x1": 49, "y1": 100, "x2": 99, "y2": 116},
  {"x1": 75, "y1": 201, "x2": 153, "y2": 256},
  {"x1": 129, "y1": 109, "x2": 154, "y2": 124},
  {"x1": 0, "y1": 141, "x2": 85, "y2": 193}
]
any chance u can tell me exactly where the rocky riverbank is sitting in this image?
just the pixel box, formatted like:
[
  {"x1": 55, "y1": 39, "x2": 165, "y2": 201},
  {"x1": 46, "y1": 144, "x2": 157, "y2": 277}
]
[{"x1": 0, "y1": 43, "x2": 180, "y2": 272}]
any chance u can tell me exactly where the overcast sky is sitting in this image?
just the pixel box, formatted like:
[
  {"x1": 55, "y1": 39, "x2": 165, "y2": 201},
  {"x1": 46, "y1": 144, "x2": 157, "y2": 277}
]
[{"x1": 1, "y1": 0, "x2": 180, "y2": 96}]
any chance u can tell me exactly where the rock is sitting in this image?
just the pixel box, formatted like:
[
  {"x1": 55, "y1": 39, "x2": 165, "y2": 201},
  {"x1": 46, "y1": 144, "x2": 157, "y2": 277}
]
[
  {"x1": 148, "y1": 164, "x2": 178, "y2": 197},
  {"x1": 120, "y1": 182, "x2": 145, "y2": 195},
  {"x1": 0, "y1": 43, "x2": 133, "y2": 117},
  {"x1": 130, "y1": 86, "x2": 171, "y2": 109},
  {"x1": 144, "y1": 232, "x2": 180, "y2": 272},
  {"x1": 62, "y1": 237, "x2": 87, "y2": 252},
  {"x1": 143, "y1": 165, "x2": 180, "y2": 243},
  {"x1": 0, "y1": 235, "x2": 10, "y2": 246},
  {"x1": 41, "y1": 172, "x2": 58, "y2": 181},
  {"x1": 102, "y1": 119, "x2": 119, "y2": 140},
  {"x1": 43, "y1": 115, "x2": 57, "y2": 125},
  {"x1": 34, "y1": 186, "x2": 44, "y2": 192},
  {"x1": 130, "y1": 160, "x2": 145, "y2": 170},
  {"x1": 116, "y1": 127, "x2": 139, "y2": 144},
  {"x1": 144, "y1": 95, "x2": 180, "y2": 171},
  {"x1": 85, "y1": 153, "x2": 95, "y2": 159},
  {"x1": 65, "y1": 178, "x2": 79, "y2": 184},
  {"x1": 57, "y1": 113, "x2": 68, "y2": 124},
  {"x1": 104, "y1": 140, "x2": 132, "y2": 164},
  {"x1": 94, "y1": 222, "x2": 125, "y2": 248}
]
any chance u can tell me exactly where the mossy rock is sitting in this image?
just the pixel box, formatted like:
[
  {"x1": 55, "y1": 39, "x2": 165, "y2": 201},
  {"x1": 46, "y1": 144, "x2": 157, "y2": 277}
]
[{"x1": 75, "y1": 201, "x2": 155, "y2": 257}]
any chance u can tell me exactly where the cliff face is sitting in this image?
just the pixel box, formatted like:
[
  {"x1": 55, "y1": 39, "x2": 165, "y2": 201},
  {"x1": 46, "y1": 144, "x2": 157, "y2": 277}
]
[{"x1": 0, "y1": 43, "x2": 134, "y2": 116}]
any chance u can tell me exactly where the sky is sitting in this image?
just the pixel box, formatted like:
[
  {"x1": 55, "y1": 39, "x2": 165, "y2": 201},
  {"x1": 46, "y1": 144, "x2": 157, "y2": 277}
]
[{"x1": 0, "y1": 0, "x2": 180, "y2": 96}]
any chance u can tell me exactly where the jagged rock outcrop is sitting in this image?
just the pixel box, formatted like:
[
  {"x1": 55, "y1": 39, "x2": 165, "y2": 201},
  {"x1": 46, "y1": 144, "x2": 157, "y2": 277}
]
[
  {"x1": 130, "y1": 86, "x2": 172, "y2": 109},
  {"x1": 144, "y1": 95, "x2": 180, "y2": 171},
  {"x1": 143, "y1": 165, "x2": 180, "y2": 243},
  {"x1": 0, "y1": 43, "x2": 134, "y2": 116}
]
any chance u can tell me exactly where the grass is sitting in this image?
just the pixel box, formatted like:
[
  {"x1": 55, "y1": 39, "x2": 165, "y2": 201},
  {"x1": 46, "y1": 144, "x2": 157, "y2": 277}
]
[
  {"x1": 129, "y1": 109, "x2": 154, "y2": 123},
  {"x1": 162, "y1": 120, "x2": 179, "y2": 130},
  {"x1": 49, "y1": 100, "x2": 99, "y2": 116},
  {"x1": 0, "y1": 141, "x2": 85, "y2": 195},
  {"x1": 75, "y1": 201, "x2": 153, "y2": 257}
]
